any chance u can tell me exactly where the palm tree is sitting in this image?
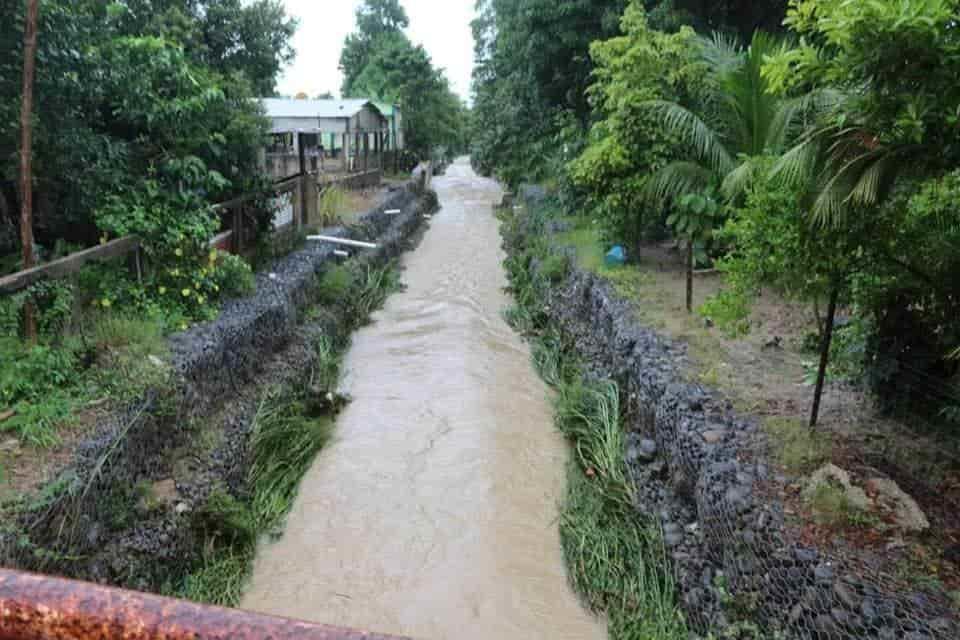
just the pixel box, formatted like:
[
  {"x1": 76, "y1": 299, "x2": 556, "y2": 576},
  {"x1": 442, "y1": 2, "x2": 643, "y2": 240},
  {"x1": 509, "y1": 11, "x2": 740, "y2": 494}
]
[
  {"x1": 640, "y1": 31, "x2": 843, "y2": 426},
  {"x1": 638, "y1": 32, "x2": 810, "y2": 315},
  {"x1": 641, "y1": 32, "x2": 800, "y2": 207}
]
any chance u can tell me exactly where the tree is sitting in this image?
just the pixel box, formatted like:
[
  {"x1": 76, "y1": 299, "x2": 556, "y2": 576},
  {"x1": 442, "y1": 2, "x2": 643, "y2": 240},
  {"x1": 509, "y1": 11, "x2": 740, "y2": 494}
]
[
  {"x1": 339, "y1": 0, "x2": 409, "y2": 97},
  {"x1": 94, "y1": 1, "x2": 296, "y2": 96},
  {"x1": 567, "y1": 3, "x2": 705, "y2": 250},
  {"x1": 701, "y1": 163, "x2": 864, "y2": 427},
  {"x1": 646, "y1": 0, "x2": 789, "y2": 39},
  {"x1": 471, "y1": 0, "x2": 630, "y2": 184},
  {"x1": 200, "y1": 0, "x2": 297, "y2": 96},
  {"x1": 640, "y1": 32, "x2": 803, "y2": 205},
  {"x1": 762, "y1": 0, "x2": 960, "y2": 420},
  {"x1": 635, "y1": 31, "x2": 837, "y2": 322},
  {"x1": 340, "y1": 0, "x2": 467, "y2": 161},
  {"x1": 0, "y1": 0, "x2": 279, "y2": 245},
  {"x1": 18, "y1": 0, "x2": 39, "y2": 341}
]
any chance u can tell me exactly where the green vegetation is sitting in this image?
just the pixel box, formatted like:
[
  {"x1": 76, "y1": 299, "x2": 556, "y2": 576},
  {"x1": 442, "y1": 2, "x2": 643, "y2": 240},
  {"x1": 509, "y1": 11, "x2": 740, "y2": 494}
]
[
  {"x1": 476, "y1": 0, "x2": 960, "y2": 430},
  {"x1": 318, "y1": 186, "x2": 349, "y2": 227},
  {"x1": 0, "y1": 246, "x2": 259, "y2": 450},
  {"x1": 340, "y1": 0, "x2": 469, "y2": 165},
  {"x1": 1, "y1": 1, "x2": 290, "y2": 310},
  {"x1": 763, "y1": 417, "x2": 831, "y2": 474},
  {"x1": 503, "y1": 205, "x2": 687, "y2": 639},
  {"x1": 170, "y1": 262, "x2": 401, "y2": 606},
  {"x1": 317, "y1": 262, "x2": 402, "y2": 325},
  {"x1": 807, "y1": 482, "x2": 875, "y2": 529},
  {"x1": 248, "y1": 386, "x2": 336, "y2": 528},
  {"x1": 471, "y1": 0, "x2": 789, "y2": 186},
  {"x1": 0, "y1": 1, "x2": 295, "y2": 447},
  {"x1": 0, "y1": 310, "x2": 170, "y2": 448}
]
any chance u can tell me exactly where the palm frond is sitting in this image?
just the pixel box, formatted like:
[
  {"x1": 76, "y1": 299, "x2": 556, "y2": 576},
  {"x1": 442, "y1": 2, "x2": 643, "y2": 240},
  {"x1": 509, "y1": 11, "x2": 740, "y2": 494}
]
[
  {"x1": 809, "y1": 148, "x2": 881, "y2": 226},
  {"x1": 700, "y1": 32, "x2": 742, "y2": 78},
  {"x1": 847, "y1": 151, "x2": 896, "y2": 208},
  {"x1": 698, "y1": 31, "x2": 791, "y2": 158},
  {"x1": 640, "y1": 100, "x2": 735, "y2": 175},
  {"x1": 767, "y1": 88, "x2": 844, "y2": 152},
  {"x1": 642, "y1": 161, "x2": 714, "y2": 207},
  {"x1": 771, "y1": 137, "x2": 822, "y2": 188},
  {"x1": 810, "y1": 180, "x2": 850, "y2": 228},
  {"x1": 721, "y1": 157, "x2": 761, "y2": 199}
]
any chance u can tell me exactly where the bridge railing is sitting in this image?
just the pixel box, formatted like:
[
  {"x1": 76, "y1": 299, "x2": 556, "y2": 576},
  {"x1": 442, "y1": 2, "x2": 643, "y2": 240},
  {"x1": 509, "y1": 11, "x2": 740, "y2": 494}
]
[{"x1": 0, "y1": 568, "x2": 409, "y2": 640}]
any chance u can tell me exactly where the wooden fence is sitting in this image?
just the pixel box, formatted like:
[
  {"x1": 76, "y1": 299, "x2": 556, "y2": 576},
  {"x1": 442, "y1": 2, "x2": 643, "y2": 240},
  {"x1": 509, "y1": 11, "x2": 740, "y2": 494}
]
[{"x1": 0, "y1": 168, "x2": 384, "y2": 295}]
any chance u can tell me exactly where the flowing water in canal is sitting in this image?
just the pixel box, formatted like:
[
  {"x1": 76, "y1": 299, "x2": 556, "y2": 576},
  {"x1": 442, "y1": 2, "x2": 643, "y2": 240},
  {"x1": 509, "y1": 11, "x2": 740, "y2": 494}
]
[{"x1": 243, "y1": 158, "x2": 604, "y2": 639}]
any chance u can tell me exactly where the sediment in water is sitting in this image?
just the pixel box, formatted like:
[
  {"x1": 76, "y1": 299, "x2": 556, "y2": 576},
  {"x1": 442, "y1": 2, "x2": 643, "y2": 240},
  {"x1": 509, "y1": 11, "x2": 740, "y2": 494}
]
[{"x1": 0, "y1": 179, "x2": 438, "y2": 595}]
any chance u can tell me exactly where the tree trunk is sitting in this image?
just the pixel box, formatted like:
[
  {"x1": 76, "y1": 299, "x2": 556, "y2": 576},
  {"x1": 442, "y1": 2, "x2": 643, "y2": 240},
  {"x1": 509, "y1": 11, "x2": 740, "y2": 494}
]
[
  {"x1": 19, "y1": 0, "x2": 39, "y2": 343},
  {"x1": 809, "y1": 285, "x2": 839, "y2": 428},
  {"x1": 813, "y1": 296, "x2": 824, "y2": 340},
  {"x1": 686, "y1": 241, "x2": 694, "y2": 314}
]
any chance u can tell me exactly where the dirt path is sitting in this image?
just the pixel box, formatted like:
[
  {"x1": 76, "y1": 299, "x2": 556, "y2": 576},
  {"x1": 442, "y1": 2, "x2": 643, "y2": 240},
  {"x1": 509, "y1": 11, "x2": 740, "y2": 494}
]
[{"x1": 242, "y1": 158, "x2": 603, "y2": 639}]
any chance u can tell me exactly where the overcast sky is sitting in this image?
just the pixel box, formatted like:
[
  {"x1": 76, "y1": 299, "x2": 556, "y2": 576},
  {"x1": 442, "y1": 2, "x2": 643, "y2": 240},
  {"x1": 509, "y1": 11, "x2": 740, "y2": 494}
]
[{"x1": 277, "y1": 0, "x2": 476, "y2": 102}]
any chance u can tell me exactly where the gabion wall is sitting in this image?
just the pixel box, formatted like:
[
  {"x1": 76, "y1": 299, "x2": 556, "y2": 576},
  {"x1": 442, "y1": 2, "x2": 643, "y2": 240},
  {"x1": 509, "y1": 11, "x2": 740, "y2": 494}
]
[
  {"x1": 1, "y1": 180, "x2": 437, "y2": 591},
  {"x1": 512, "y1": 193, "x2": 958, "y2": 639}
]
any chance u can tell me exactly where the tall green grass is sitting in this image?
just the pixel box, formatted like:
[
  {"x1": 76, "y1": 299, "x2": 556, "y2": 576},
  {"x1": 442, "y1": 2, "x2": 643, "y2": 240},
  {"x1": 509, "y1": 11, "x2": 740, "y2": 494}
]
[
  {"x1": 503, "y1": 203, "x2": 687, "y2": 639},
  {"x1": 170, "y1": 335, "x2": 341, "y2": 607},
  {"x1": 170, "y1": 262, "x2": 403, "y2": 606},
  {"x1": 317, "y1": 262, "x2": 402, "y2": 326},
  {"x1": 248, "y1": 389, "x2": 335, "y2": 528},
  {"x1": 318, "y1": 185, "x2": 348, "y2": 226},
  {"x1": 553, "y1": 375, "x2": 686, "y2": 639}
]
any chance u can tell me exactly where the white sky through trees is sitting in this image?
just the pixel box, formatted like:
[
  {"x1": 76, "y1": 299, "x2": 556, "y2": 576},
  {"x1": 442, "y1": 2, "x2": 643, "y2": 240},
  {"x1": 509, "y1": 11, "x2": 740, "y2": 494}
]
[{"x1": 278, "y1": 0, "x2": 475, "y2": 101}]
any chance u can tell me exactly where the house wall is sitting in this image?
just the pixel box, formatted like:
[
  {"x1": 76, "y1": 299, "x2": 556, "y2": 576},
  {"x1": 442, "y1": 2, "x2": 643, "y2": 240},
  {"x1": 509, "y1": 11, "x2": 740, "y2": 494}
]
[
  {"x1": 269, "y1": 116, "x2": 318, "y2": 134},
  {"x1": 354, "y1": 106, "x2": 385, "y2": 132},
  {"x1": 317, "y1": 117, "x2": 348, "y2": 135}
]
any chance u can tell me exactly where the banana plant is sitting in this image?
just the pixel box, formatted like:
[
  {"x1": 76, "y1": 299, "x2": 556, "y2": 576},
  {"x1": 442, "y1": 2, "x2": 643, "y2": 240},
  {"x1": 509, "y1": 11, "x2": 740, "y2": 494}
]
[{"x1": 668, "y1": 189, "x2": 722, "y2": 313}]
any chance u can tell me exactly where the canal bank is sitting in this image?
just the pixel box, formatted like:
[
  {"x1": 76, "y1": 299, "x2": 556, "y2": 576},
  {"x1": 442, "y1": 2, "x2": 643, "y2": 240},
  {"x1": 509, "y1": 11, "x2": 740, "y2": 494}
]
[
  {"x1": 241, "y1": 158, "x2": 603, "y2": 639},
  {"x1": 498, "y1": 188, "x2": 958, "y2": 640}
]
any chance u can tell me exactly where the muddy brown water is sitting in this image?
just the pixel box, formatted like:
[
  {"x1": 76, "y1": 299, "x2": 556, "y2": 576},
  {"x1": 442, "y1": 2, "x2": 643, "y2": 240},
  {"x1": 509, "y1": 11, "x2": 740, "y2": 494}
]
[{"x1": 242, "y1": 158, "x2": 604, "y2": 639}]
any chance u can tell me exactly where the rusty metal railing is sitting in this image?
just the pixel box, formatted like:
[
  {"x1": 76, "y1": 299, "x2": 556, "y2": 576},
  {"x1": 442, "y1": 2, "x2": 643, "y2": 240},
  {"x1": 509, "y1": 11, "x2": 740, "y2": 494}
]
[{"x1": 0, "y1": 569, "x2": 409, "y2": 640}]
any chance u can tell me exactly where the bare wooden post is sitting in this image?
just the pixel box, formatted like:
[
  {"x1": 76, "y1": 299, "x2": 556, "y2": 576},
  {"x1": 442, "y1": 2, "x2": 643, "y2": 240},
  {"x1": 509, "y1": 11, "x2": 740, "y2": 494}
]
[
  {"x1": 686, "y1": 242, "x2": 694, "y2": 314},
  {"x1": 19, "y1": 0, "x2": 39, "y2": 342},
  {"x1": 810, "y1": 285, "x2": 839, "y2": 428},
  {"x1": 232, "y1": 206, "x2": 242, "y2": 254},
  {"x1": 297, "y1": 132, "x2": 307, "y2": 227}
]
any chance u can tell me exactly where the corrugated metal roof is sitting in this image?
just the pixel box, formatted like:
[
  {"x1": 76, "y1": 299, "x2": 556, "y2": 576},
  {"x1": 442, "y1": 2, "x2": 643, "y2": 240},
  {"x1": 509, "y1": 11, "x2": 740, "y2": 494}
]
[
  {"x1": 372, "y1": 102, "x2": 398, "y2": 117},
  {"x1": 261, "y1": 98, "x2": 383, "y2": 119}
]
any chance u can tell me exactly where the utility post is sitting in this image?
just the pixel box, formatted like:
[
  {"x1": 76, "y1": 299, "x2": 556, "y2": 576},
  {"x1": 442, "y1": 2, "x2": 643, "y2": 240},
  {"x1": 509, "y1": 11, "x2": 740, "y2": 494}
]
[{"x1": 19, "y1": 0, "x2": 39, "y2": 342}]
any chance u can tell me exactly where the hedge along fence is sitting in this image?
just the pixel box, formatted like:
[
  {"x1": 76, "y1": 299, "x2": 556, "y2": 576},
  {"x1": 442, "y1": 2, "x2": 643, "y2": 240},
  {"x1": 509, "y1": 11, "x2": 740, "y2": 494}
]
[
  {"x1": 0, "y1": 177, "x2": 438, "y2": 592},
  {"x1": 0, "y1": 164, "x2": 400, "y2": 295},
  {"x1": 505, "y1": 192, "x2": 958, "y2": 640}
]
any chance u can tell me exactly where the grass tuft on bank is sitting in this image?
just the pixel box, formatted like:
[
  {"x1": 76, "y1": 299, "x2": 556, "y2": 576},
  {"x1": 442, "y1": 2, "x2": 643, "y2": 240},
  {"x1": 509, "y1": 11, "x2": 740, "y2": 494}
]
[
  {"x1": 502, "y1": 204, "x2": 687, "y2": 639},
  {"x1": 167, "y1": 261, "x2": 402, "y2": 607}
]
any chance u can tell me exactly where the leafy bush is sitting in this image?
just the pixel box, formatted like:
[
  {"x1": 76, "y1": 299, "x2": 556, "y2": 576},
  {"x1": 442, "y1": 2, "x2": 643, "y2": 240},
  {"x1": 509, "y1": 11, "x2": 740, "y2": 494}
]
[
  {"x1": 213, "y1": 253, "x2": 255, "y2": 298},
  {"x1": 0, "y1": 338, "x2": 81, "y2": 447},
  {"x1": 539, "y1": 253, "x2": 570, "y2": 283},
  {"x1": 316, "y1": 265, "x2": 355, "y2": 307},
  {"x1": 0, "y1": 281, "x2": 76, "y2": 338}
]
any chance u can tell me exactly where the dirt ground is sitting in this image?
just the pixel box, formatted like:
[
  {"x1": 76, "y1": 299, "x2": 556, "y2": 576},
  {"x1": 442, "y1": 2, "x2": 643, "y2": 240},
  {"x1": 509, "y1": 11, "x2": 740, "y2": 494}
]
[
  {"x1": 0, "y1": 404, "x2": 104, "y2": 503},
  {"x1": 560, "y1": 229, "x2": 960, "y2": 601}
]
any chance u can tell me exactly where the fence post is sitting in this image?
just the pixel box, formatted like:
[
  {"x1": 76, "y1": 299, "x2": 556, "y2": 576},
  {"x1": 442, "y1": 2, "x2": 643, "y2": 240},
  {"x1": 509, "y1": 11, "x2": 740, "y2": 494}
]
[{"x1": 233, "y1": 206, "x2": 242, "y2": 254}]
